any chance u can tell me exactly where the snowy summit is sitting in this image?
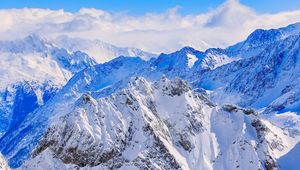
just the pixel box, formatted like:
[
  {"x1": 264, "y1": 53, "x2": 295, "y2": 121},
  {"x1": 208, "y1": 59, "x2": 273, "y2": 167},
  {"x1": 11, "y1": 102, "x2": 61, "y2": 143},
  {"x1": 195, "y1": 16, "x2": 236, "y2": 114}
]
[{"x1": 1, "y1": 1, "x2": 300, "y2": 170}]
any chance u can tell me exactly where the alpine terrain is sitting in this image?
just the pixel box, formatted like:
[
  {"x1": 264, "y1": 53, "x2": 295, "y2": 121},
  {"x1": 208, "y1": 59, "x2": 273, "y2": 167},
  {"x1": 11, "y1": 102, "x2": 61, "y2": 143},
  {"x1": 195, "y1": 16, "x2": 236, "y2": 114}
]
[{"x1": 0, "y1": 21, "x2": 300, "y2": 170}]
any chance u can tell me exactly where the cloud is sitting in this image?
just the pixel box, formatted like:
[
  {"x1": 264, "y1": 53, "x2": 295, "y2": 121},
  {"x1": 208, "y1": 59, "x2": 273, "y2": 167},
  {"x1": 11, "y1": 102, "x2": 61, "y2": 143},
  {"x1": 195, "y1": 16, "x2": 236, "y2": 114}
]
[{"x1": 0, "y1": 0, "x2": 300, "y2": 53}]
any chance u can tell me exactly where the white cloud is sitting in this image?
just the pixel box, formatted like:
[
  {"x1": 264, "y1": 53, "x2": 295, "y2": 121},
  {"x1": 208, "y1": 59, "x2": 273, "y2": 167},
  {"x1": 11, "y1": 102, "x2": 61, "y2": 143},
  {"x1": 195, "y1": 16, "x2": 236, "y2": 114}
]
[{"x1": 0, "y1": 0, "x2": 300, "y2": 53}]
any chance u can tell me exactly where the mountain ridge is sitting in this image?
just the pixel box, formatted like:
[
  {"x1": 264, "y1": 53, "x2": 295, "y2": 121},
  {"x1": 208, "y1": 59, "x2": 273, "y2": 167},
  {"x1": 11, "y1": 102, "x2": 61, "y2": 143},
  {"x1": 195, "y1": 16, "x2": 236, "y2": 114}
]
[{"x1": 1, "y1": 22, "x2": 300, "y2": 169}]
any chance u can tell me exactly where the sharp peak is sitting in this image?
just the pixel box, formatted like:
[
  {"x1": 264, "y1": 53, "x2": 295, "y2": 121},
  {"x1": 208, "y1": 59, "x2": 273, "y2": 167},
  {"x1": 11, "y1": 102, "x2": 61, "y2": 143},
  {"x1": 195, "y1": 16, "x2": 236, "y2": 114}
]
[
  {"x1": 21, "y1": 34, "x2": 56, "y2": 47},
  {"x1": 110, "y1": 55, "x2": 145, "y2": 62},
  {"x1": 24, "y1": 33, "x2": 47, "y2": 42},
  {"x1": 127, "y1": 76, "x2": 190, "y2": 94},
  {"x1": 128, "y1": 76, "x2": 149, "y2": 88},
  {"x1": 180, "y1": 46, "x2": 195, "y2": 51},
  {"x1": 247, "y1": 22, "x2": 300, "y2": 39},
  {"x1": 178, "y1": 46, "x2": 199, "y2": 53},
  {"x1": 227, "y1": 22, "x2": 300, "y2": 51},
  {"x1": 158, "y1": 46, "x2": 202, "y2": 58},
  {"x1": 204, "y1": 47, "x2": 226, "y2": 54},
  {"x1": 246, "y1": 28, "x2": 282, "y2": 40},
  {"x1": 128, "y1": 76, "x2": 187, "y2": 86}
]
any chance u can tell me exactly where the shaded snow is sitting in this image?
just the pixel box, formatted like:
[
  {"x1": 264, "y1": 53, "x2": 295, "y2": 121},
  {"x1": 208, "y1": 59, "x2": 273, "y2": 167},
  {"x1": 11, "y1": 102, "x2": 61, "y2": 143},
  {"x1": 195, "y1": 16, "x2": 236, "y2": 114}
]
[{"x1": 278, "y1": 142, "x2": 300, "y2": 170}]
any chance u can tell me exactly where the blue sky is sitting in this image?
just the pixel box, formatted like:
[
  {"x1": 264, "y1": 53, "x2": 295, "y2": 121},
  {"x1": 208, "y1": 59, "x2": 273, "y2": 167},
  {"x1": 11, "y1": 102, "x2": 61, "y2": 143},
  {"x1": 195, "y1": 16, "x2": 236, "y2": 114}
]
[{"x1": 0, "y1": 0, "x2": 300, "y2": 15}]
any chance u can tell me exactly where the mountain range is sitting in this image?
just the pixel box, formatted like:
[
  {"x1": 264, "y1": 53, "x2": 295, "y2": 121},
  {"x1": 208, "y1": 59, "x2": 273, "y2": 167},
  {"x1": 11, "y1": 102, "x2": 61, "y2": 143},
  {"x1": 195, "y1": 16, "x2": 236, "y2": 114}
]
[{"x1": 1, "y1": 23, "x2": 300, "y2": 170}]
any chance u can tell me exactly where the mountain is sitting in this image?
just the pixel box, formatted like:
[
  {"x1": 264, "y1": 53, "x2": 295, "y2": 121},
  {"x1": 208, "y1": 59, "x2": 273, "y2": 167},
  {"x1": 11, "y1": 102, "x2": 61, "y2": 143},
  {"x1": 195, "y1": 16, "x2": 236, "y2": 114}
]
[
  {"x1": 53, "y1": 36, "x2": 157, "y2": 63},
  {"x1": 195, "y1": 23, "x2": 300, "y2": 112},
  {"x1": 1, "y1": 23, "x2": 300, "y2": 170},
  {"x1": 0, "y1": 34, "x2": 98, "y2": 88},
  {"x1": 0, "y1": 34, "x2": 155, "y2": 139},
  {"x1": 5, "y1": 77, "x2": 299, "y2": 170},
  {"x1": 0, "y1": 48, "x2": 235, "y2": 168},
  {"x1": 0, "y1": 34, "x2": 96, "y2": 138},
  {"x1": 0, "y1": 81, "x2": 59, "y2": 138},
  {"x1": 226, "y1": 22, "x2": 300, "y2": 58},
  {"x1": 0, "y1": 34, "x2": 156, "y2": 88}
]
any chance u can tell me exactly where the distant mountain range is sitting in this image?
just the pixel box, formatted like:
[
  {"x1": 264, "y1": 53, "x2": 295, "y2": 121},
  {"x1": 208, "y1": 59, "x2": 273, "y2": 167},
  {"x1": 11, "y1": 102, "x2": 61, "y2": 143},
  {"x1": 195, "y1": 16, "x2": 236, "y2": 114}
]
[{"x1": 1, "y1": 23, "x2": 300, "y2": 170}]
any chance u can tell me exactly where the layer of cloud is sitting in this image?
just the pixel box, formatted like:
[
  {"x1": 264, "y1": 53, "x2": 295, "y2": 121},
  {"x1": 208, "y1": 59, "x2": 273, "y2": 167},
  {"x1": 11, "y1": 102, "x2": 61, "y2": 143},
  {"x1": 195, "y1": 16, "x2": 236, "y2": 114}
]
[{"x1": 0, "y1": 0, "x2": 300, "y2": 53}]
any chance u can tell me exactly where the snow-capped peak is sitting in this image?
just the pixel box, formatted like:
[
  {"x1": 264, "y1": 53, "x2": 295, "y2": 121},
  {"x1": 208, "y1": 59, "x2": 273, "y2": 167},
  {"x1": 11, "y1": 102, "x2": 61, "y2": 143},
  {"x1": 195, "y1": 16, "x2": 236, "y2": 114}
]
[
  {"x1": 11, "y1": 77, "x2": 299, "y2": 170},
  {"x1": 1, "y1": 22, "x2": 300, "y2": 170},
  {"x1": 0, "y1": 34, "x2": 52, "y2": 54},
  {"x1": 53, "y1": 35, "x2": 157, "y2": 63},
  {"x1": 227, "y1": 22, "x2": 300, "y2": 52}
]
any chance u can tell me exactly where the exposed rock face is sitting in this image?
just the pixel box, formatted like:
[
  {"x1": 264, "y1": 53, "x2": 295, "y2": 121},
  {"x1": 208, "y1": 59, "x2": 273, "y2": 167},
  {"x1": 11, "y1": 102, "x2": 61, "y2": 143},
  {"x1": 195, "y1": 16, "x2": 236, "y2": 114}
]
[{"x1": 18, "y1": 77, "x2": 298, "y2": 170}]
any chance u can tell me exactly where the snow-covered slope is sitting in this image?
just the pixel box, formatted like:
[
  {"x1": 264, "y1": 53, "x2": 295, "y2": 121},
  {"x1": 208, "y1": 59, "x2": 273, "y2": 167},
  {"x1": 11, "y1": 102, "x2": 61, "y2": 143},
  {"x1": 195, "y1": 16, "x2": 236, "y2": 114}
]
[
  {"x1": 54, "y1": 36, "x2": 156, "y2": 63},
  {"x1": 7, "y1": 77, "x2": 299, "y2": 170},
  {"x1": 0, "y1": 56, "x2": 149, "y2": 168},
  {"x1": 2, "y1": 22, "x2": 300, "y2": 170},
  {"x1": 0, "y1": 34, "x2": 97, "y2": 88},
  {"x1": 0, "y1": 34, "x2": 156, "y2": 88},
  {"x1": 0, "y1": 34, "x2": 156, "y2": 139},
  {"x1": 227, "y1": 22, "x2": 300, "y2": 58},
  {"x1": 0, "y1": 153, "x2": 10, "y2": 170},
  {"x1": 0, "y1": 33, "x2": 156, "y2": 137},
  {"x1": 0, "y1": 34, "x2": 96, "y2": 138},
  {"x1": 195, "y1": 25, "x2": 300, "y2": 111}
]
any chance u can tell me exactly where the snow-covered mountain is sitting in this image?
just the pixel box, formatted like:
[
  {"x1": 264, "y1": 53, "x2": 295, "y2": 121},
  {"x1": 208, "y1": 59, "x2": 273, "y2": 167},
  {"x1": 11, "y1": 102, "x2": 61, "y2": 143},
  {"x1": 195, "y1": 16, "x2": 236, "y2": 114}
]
[
  {"x1": 0, "y1": 34, "x2": 156, "y2": 88},
  {"x1": 226, "y1": 22, "x2": 300, "y2": 59},
  {"x1": 0, "y1": 81, "x2": 59, "y2": 138},
  {"x1": 0, "y1": 34, "x2": 97, "y2": 138},
  {"x1": 1, "y1": 23, "x2": 300, "y2": 170},
  {"x1": 4, "y1": 77, "x2": 299, "y2": 170},
  {"x1": 54, "y1": 36, "x2": 156, "y2": 63},
  {"x1": 0, "y1": 34, "x2": 155, "y2": 139},
  {"x1": 195, "y1": 23, "x2": 300, "y2": 112}
]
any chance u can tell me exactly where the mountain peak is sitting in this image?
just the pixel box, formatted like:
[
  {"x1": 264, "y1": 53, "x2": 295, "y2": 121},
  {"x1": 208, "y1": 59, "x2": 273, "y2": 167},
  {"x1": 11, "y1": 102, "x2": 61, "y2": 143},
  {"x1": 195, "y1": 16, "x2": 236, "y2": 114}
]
[
  {"x1": 0, "y1": 34, "x2": 53, "y2": 53},
  {"x1": 228, "y1": 22, "x2": 300, "y2": 52},
  {"x1": 24, "y1": 34, "x2": 47, "y2": 44},
  {"x1": 179, "y1": 46, "x2": 197, "y2": 53},
  {"x1": 1, "y1": 22, "x2": 300, "y2": 170}
]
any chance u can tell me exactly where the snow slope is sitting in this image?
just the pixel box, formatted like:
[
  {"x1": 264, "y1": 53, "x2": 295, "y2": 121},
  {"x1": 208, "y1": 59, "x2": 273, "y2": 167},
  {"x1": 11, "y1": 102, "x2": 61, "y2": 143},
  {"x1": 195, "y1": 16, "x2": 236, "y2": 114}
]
[
  {"x1": 54, "y1": 36, "x2": 156, "y2": 63},
  {"x1": 0, "y1": 34, "x2": 96, "y2": 138},
  {"x1": 0, "y1": 153, "x2": 10, "y2": 170},
  {"x1": 195, "y1": 25, "x2": 300, "y2": 111},
  {"x1": 14, "y1": 77, "x2": 300, "y2": 170},
  {"x1": 0, "y1": 34, "x2": 97, "y2": 88},
  {"x1": 1, "y1": 22, "x2": 300, "y2": 170},
  {"x1": 0, "y1": 33, "x2": 155, "y2": 139},
  {"x1": 0, "y1": 34, "x2": 156, "y2": 88}
]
